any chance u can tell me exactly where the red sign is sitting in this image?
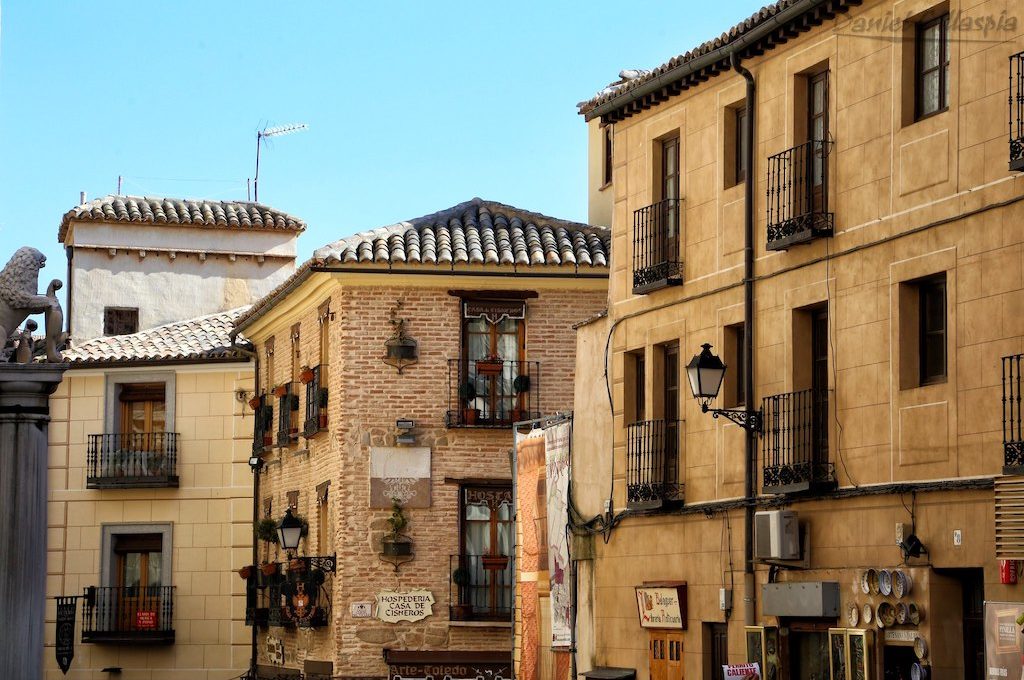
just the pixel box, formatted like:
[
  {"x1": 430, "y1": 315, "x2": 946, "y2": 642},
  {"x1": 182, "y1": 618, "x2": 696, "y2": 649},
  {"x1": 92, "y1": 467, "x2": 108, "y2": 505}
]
[{"x1": 135, "y1": 611, "x2": 157, "y2": 630}]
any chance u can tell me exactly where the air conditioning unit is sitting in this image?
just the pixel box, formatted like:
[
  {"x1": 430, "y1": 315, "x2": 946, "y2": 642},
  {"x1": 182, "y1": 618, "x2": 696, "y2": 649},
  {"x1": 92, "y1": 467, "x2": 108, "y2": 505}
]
[{"x1": 754, "y1": 510, "x2": 800, "y2": 560}]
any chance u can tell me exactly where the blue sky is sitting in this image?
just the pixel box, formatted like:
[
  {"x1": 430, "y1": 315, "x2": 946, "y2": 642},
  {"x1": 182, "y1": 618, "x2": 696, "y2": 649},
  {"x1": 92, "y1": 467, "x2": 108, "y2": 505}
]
[{"x1": 0, "y1": 1, "x2": 763, "y2": 284}]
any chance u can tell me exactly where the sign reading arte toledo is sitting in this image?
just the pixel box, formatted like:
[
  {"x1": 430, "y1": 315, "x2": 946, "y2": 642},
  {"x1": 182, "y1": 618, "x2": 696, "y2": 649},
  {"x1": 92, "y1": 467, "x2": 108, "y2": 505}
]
[{"x1": 376, "y1": 590, "x2": 435, "y2": 623}]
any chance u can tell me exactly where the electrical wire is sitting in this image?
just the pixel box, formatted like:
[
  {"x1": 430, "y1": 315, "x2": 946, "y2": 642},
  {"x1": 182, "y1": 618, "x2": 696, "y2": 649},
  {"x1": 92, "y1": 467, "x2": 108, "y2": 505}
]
[{"x1": 825, "y1": 235, "x2": 857, "y2": 488}]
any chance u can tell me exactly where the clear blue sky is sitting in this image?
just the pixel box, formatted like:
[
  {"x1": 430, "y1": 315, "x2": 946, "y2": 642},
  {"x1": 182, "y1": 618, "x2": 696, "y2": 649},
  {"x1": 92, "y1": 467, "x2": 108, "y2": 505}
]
[{"x1": 0, "y1": 1, "x2": 763, "y2": 284}]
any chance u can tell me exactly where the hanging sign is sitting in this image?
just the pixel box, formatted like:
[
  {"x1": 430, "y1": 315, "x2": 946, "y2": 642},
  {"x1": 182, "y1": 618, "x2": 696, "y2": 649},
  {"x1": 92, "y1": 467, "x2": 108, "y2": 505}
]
[
  {"x1": 722, "y1": 662, "x2": 761, "y2": 679},
  {"x1": 376, "y1": 590, "x2": 435, "y2": 623},
  {"x1": 136, "y1": 610, "x2": 158, "y2": 630},
  {"x1": 545, "y1": 421, "x2": 572, "y2": 647},
  {"x1": 55, "y1": 595, "x2": 79, "y2": 675},
  {"x1": 635, "y1": 582, "x2": 687, "y2": 629},
  {"x1": 463, "y1": 300, "x2": 526, "y2": 324}
]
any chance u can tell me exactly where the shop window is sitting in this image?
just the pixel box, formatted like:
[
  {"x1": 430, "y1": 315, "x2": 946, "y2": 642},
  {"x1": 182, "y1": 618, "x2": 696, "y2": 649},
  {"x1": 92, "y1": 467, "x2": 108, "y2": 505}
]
[{"x1": 103, "y1": 307, "x2": 138, "y2": 336}]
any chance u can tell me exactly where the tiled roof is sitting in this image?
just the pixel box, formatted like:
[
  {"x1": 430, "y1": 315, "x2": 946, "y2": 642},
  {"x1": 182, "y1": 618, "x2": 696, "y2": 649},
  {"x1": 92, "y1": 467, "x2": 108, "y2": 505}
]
[
  {"x1": 63, "y1": 307, "x2": 251, "y2": 365},
  {"x1": 578, "y1": 0, "x2": 851, "y2": 119},
  {"x1": 313, "y1": 198, "x2": 609, "y2": 268},
  {"x1": 235, "y1": 198, "x2": 609, "y2": 331},
  {"x1": 59, "y1": 195, "x2": 305, "y2": 241}
]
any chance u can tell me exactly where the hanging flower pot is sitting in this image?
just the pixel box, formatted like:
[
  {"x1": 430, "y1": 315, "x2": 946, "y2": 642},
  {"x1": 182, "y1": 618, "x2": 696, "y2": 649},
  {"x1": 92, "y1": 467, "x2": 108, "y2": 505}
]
[
  {"x1": 382, "y1": 536, "x2": 413, "y2": 557},
  {"x1": 248, "y1": 396, "x2": 262, "y2": 410},
  {"x1": 475, "y1": 357, "x2": 504, "y2": 376},
  {"x1": 260, "y1": 562, "x2": 280, "y2": 577},
  {"x1": 462, "y1": 408, "x2": 479, "y2": 425},
  {"x1": 273, "y1": 384, "x2": 289, "y2": 398},
  {"x1": 289, "y1": 557, "x2": 307, "y2": 574},
  {"x1": 319, "y1": 412, "x2": 329, "y2": 429},
  {"x1": 481, "y1": 554, "x2": 509, "y2": 571},
  {"x1": 299, "y1": 366, "x2": 315, "y2": 384},
  {"x1": 237, "y1": 565, "x2": 254, "y2": 580}
]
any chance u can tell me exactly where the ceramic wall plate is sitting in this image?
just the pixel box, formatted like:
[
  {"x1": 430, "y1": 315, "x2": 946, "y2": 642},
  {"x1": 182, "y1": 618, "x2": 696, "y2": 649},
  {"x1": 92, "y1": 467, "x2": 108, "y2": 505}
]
[
  {"x1": 860, "y1": 571, "x2": 871, "y2": 594},
  {"x1": 879, "y1": 602, "x2": 896, "y2": 627},
  {"x1": 848, "y1": 603, "x2": 860, "y2": 627},
  {"x1": 911, "y1": 662, "x2": 929, "y2": 680},
  {"x1": 914, "y1": 636, "x2": 929, "y2": 659},
  {"x1": 866, "y1": 568, "x2": 879, "y2": 594},
  {"x1": 909, "y1": 603, "x2": 922, "y2": 625},
  {"x1": 894, "y1": 570, "x2": 913, "y2": 598},
  {"x1": 879, "y1": 569, "x2": 893, "y2": 596},
  {"x1": 862, "y1": 603, "x2": 873, "y2": 625},
  {"x1": 896, "y1": 602, "x2": 909, "y2": 624}
]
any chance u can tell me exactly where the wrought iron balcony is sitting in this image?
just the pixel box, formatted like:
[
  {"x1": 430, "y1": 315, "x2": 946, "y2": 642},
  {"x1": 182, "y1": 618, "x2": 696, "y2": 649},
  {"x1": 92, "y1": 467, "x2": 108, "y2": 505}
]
[
  {"x1": 1003, "y1": 353, "x2": 1024, "y2": 473},
  {"x1": 766, "y1": 139, "x2": 834, "y2": 250},
  {"x1": 449, "y1": 554, "x2": 513, "y2": 622},
  {"x1": 252, "y1": 395, "x2": 273, "y2": 454},
  {"x1": 1011, "y1": 52, "x2": 1024, "y2": 171},
  {"x1": 81, "y1": 585, "x2": 175, "y2": 644},
  {"x1": 633, "y1": 198, "x2": 683, "y2": 294},
  {"x1": 277, "y1": 383, "x2": 298, "y2": 446},
  {"x1": 303, "y1": 366, "x2": 328, "y2": 437},
  {"x1": 626, "y1": 419, "x2": 682, "y2": 510},
  {"x1": 762, "y1": 388, "x2": 835, "y2": 494},
  {"x1": 86, "y1": 433, "x2": 179, "y2": 489},
  {"x1": 446, "y1": 359, "x2": 540, "y2": 428}
]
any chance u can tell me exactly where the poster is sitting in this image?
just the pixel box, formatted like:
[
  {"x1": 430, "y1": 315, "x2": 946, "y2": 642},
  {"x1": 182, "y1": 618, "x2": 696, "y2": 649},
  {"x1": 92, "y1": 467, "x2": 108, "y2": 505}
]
[
  {"x1": 723, "y1": 662, "x2": 762, "y2": 679},
  {"x1": 515, "y1": 429, "x2": 546, "y2": 680},
  {"x1": 545, "y1": 422, "x2": 572, "y2": 648},
  {"x1": 985, "y1": 601, "x2": 1024, "y2": 679}
]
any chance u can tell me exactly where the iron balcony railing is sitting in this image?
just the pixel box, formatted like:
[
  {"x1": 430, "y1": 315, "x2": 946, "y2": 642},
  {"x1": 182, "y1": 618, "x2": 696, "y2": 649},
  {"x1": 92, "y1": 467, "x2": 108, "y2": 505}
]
[
  {"x1": 449, "y1": 554, "x2": 513, "y2": 622},
  {"x1": 277, "y1": 383, "x2": 297, "y2": 446},
  {"x1": 626, "y1": 419, "x2": 682, "y2": 509},
  {"x1": 303, "y1": 366, "x2": 327, "y2": 437},
  {"x1": 81, "y1": 585, "x2": 175, "y2": 644},
  {"x1": 633, "y1": 198, "x2": 683, "y2": 294},
  {"x1": 762, "y1": 388, "x2": 835, "y2": 494},
  {"x1": 766, "y1": 139, "x2": 834, "y2": 250},
  {"x1": 252, "y1": 395, "x2": 273, "y2": 454},
  {"x1": 86, "y1": 433, "x2": 179, "y2": 489},
  {"x1": 1003, "y1": 354, "x2": 1024, "y2": 473},
  {"x1": 446, "y1": 359, "x2": 540, "y2": 428},
  {"x1": 1010, "y1": 52, "x2": 1024, "y2": 171}
]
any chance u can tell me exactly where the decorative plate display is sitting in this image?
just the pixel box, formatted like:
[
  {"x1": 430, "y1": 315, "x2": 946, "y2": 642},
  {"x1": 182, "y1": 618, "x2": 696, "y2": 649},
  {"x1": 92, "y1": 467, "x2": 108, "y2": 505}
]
[
  {"x1": 862, "y1": 603, "x2": 873, "y2": 625},
  {"x1": 860, "y1": 570, "x2": 871, "y2": 594},
  {"x1": 866, "y1": 568, "x2": 880, "y2": 594},
  {"x1": 909, "y1": 603, "x2": 923, "y2": 625},
  {"x1": 896, "y1": 602, "x2": 909, "y2": 625},
  {"x1": 914, "y1": 636, "x2": 929, "y2": 660},
  {"x1": 893, "y1": 570, "x2": 913, "y2": 598},
  {"x1": 879, "y1": 569, "x2": 893, "y2": 596},
  {"x1": 878, "y1": 602, "x2": 896, "y2": 627},
  {"x1": 847, "y1": 603, "x2": 860, "y2": 627}
]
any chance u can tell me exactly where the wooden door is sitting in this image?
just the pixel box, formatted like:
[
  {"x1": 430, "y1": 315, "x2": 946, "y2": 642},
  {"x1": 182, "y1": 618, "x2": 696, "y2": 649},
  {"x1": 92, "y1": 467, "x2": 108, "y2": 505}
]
[
  {"x1": 115, "y1": 534, "x2": 162, "y2": 632},
  {"x1": 650, "y1": 631, "x2": 684, "y2": 680},
  {"x1": 660, "y1": 136, "x2": 680, "y2": 262},
  {"x1": 709, "y1": 623, "x2": 728, "y2": 679},
  {"x1": 807, "y1": 70, "x2": 829, "y2": 214}
]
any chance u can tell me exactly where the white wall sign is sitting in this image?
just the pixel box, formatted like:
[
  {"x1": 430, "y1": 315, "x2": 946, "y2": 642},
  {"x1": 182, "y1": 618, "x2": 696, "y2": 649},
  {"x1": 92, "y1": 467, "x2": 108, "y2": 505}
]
[
  {"x1": 635, "y1": 585, "x2": 687, "y2": 629},
  {"x1": 376, "y1": 590, "x2": 435, "y2": 623},
  {"x1": 370, "y1": 447, "x2": 431, "y2": 508},
  {"x1": 351, "y1": 602, "x2": 373, "y2": 618}
]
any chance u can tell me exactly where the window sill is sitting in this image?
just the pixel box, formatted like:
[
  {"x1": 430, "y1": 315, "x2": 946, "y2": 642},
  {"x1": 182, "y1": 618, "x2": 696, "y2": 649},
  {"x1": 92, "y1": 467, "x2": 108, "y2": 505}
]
[
  {"x1": 448, "y1": 620, "x2": 512, "y2": 629},
  {"x1": 598, "y1": 181, "x2": 613, "y2": 192}
]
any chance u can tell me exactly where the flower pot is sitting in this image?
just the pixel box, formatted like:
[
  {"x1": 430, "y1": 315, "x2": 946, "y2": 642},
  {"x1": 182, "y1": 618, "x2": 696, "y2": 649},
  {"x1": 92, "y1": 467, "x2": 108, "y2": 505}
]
[
  {"x1": 262, "y1": 433, "x2": 273, "y2": 447},
  {"x1": 319, "y1": 413, "x2": 328, "y2": 429},
  {"x1": 481, "y1": 555, "x2": 509, "y2": 571},
  {"x1": 382, "y1": 537, "x2": 412, "y2": 557},
  {"x1": 462, "y1": 408, "x2": 479, "y2": 426},
  {"x1": 290, "y1": 427, "x2": 299, "y2": 435},
  {"x1": 238, "y1": 565, "x2": 254, "y2": 580},
  {"x1": 289, "y1": 558, "x2": 306, "y2": 574},
  {"x1": 299, "y1": 367, "x2": 315, "y2": 384},
  {"x1": 511, "y1": 408, "x2": 525, "y2": 423},
  {"x1": 261, "y1": 562, "x2": 279, "y2": 577},
  {"x1": 273, "y1": 385, "x2": 288, "y2": 398},
  {"x1": 248, "y1": 396, "x2": 261, "y2": 410},
  {"x1": 476, "y1": 359, "x2": 504, "y2": 376},
  {"x1": 451, "y1": 603, "x2": 473, "y2": 620}
]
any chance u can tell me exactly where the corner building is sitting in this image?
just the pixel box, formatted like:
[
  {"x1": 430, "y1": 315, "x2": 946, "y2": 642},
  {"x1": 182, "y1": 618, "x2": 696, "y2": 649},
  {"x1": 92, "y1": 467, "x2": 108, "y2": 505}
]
[
  {"x1": 570, "y1": 2, "x2": 1024, "y2": 680},
  {"x1": 236, "y1": 198, "x2": 608, "y2": 679}
]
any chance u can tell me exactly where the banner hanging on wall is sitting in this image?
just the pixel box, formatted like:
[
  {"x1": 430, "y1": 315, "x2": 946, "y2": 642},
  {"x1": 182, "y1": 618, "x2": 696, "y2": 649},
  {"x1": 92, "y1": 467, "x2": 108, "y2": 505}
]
[
  {"x1": 545, "y1": 421, "x2": 572, "y2": 648},
  {"x1": 54, "y1": 595, "x2": 78, "y2": 675}
]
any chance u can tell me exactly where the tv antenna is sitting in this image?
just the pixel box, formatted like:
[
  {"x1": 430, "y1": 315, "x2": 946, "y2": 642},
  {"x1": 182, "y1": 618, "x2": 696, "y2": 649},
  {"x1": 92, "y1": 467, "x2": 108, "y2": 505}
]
[{"x1": 252, "y1": 123, "x2": 307, "y2": 202}]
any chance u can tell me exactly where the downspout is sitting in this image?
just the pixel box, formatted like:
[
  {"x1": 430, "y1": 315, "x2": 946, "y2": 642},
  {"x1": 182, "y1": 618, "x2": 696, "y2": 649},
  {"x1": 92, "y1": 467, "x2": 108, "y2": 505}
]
[
  {"x1": 65, "y1": 245, "x2": 73, "y2": 338},
  {"x1": 730, "y1": 51, "x2": 757, "y2": 628}
]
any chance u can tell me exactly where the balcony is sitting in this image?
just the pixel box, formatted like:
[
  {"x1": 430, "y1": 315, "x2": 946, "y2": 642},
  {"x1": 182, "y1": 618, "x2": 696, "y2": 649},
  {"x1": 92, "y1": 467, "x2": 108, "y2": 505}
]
[
  {"x1": 1011, "y1": 52, "x2": 1024, "y2": 171},
  {"x1": 449, "y1": 554, "x2": 513, "y2": 622},
  {"x1": 86, "y1": 433, "x2": 179, "y2": 489},
  {"x1": 446, "y1": 359, "x2": 540, "y2": 428},
  {"x1": 303, "y1": 366, "x2": 328, "y2": 437},
  {"x1": 626, "y1": 419, "x2": 682, "y2": 510},
  {"x1": 277, "y1": 383, "x2": 298, "y2": 446},
  {"x1": 252, "y1": 395, "x2": 273, "y2": 454},
  {"x1": 81, "y1": 585, "x2": 175, "y2": 644},
  {"x1": 766, "y1": 140, "x2": 833, "y2": 251},
  {"x1": 762, "y1": 388, "x2": 835, "y2": 494},
  {"x1": 633, "y1": 198, "x2": 683, "y2": 294},
  {"x1": 1003, "y1": 354, "x2": 1024, "y2": 474}
]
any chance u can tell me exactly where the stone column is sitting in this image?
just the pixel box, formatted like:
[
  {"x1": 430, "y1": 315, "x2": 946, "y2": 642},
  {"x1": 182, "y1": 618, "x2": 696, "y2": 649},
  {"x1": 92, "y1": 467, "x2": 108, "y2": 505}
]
[{"x1": 0, "y1": 364, "x2": 67, "y2": 680}]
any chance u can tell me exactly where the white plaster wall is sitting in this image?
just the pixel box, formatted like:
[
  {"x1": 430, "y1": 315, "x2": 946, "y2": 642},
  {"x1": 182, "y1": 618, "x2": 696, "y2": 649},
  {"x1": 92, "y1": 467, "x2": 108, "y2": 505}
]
[
  {"x1": 70, "y1": 249, "x2": 295, "y2": 340},
  {"x1": 67, "y1": 222, "x2": 298, "y2": 257}
]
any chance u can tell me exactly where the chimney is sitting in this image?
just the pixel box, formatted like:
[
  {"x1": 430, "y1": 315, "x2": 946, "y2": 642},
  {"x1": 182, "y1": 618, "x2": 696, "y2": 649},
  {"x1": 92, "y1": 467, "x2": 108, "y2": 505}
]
[{"x1": 79, "y1": 191, "x2": 86, "y2": 205}]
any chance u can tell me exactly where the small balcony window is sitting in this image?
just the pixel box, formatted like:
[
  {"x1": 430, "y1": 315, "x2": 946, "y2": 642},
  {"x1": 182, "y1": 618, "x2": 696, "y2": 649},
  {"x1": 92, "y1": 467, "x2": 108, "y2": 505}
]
[
  {"x1": 626, "y1": 419, "x2": 682, "y2": 509},
  {"x1": 633, "y1": 199, "x2": 683, "y2": 294},
  {"x1": 1004, "y1": 353, "x2": 1024, "y2": 474},
  {"x1": 1011, "y1": 51, "x2": 1024, "y2": 171},
  {"x1": 761, "y1": 388, "x2": 835, "y2": 494}
]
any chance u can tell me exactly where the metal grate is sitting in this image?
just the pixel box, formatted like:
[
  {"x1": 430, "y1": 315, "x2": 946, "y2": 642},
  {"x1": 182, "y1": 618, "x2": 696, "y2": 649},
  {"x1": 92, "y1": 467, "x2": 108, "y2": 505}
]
[
  {"x1": 626, "y1": 419, "x2": 682, "y2": 509},
  {"x1": 81, "y1": 585, "x2": 175, "y2": 643},
  {"x1": 1004, "y1": 353, "x2": 1024, "y2": 473},
  {"x1": 86, "y1": 433, "x2": 178, "y2": 488},
  {"x1": 632, "y1": 199, "x2": 683, "y2": 294},
  {"x1": 761, "y1": 388, "x2": 834, "y2": 494},
  {"x1": 765, "y1": 139, "x2": 834, "y2": 250},
  {"x1": 1010, "y1": 52, "x2": 1024, "y2": 171}
]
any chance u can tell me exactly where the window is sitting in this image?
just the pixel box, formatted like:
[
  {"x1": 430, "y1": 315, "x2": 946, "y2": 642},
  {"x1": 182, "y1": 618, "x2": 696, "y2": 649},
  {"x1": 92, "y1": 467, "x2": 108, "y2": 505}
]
[
  {"x1": 631, "y1": 350, "x2": 646, "y2": 423},
  {"x1": 290, "y1": 323, "x2": 301, "y2": 384},
  {"x1": 660, "y1": 134, "x2": 681, "y2": 250},
  {"x1": 318, "y1": 300, "x2": 331, "y2": 378},
  {"x1": 462, "y1": 299, "x2": 526, "y2": 423},
  {"x1": 265, "y1": 338, "x2": 276, "y2": 391},
  {"x1": 915, "y1": 13, "x2": 950, "y2": 119},
  {"x1": 603, "y1": 125, "x2": 614, "y2": 186},
  {"x1": 316, "y1": 482, "x2": 330, "y2": 554},
  {"x1": 734, "y1": 107, "x2": 748, "y2": 185},
  {"x1": 119, "y1": 383, "x2": 166, "y2": 436},
  {"x1": 458, "y1": 485, "x2": 514, "y2": 620},
  {"x1": 104, "y1": 307, "x2": 138, "y2": 336},
  {"x1": 919, "y1": 275, "x2": 947, "y2": 384},
  {"x1": 724, "y1": 324, "x2": 746, "y2": 408}
]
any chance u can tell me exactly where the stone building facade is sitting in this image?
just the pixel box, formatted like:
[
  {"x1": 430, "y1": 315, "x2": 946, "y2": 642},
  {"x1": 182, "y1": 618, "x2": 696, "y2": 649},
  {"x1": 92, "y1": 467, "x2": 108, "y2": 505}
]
[
  {"x1": 568, "y1": 2, "x2": 1024, "y2": 680},
  {"x1": 235, "y1": 198, "x2": 608, "y2": 679}
]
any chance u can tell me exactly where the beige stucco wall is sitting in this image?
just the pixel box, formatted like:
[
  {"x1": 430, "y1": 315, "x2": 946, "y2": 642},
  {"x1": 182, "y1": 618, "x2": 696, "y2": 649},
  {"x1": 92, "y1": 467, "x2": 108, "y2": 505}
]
[
  {"x1": 588, "y1": 119, "x2": 614, "y2": 228},
  {"x1": 574, "y1": 0, "x2": 1024, "y2": 678},
  {"x1": 43, "y1": 363, "x2": 255, "y2": 680}
]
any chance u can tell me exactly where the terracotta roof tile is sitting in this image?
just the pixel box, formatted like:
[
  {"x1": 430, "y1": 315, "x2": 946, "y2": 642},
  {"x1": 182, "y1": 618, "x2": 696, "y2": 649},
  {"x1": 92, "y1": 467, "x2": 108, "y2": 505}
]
[
  {"x1": 59, "y1": 195, "x2": 305, "y2": 242},
  {"x1": 63, "y1": 307, "x2": 251, "y2": 365}
]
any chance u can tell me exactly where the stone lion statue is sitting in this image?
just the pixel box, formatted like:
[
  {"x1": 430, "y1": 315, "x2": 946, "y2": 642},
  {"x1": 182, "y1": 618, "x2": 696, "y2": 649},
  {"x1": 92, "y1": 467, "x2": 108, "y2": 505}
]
[{"x1": 0, "y1": 247, "x2": 66, "y2": 363}]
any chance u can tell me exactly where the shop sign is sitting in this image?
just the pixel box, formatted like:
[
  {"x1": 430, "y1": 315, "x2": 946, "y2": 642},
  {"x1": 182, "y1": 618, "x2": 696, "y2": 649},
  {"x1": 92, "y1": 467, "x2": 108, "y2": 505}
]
[
  {"x1": 635, "y1": 582, "x2": 687, "y2": 629},
  {"x1": 384, "y1": 650, "x2": 511, "y2": 680},
  {"x1": 722, "y1": 663, "x2": 761, "y2": 679},
  {"x1": 884, "y1": 629, "x2": 918, "y2": 643},
  {"x1": 985, "y1": 601, "x2": 1024, "y2": 679},
  {"x1": 55, "y1": 595, "x2": 79, "y2": 675},
  {"x1": 376, "y1": 590, "x2": 435, "y2": 623},
  {"x1": 351, "y1": 601, "x2": 373, "y2": 618}
]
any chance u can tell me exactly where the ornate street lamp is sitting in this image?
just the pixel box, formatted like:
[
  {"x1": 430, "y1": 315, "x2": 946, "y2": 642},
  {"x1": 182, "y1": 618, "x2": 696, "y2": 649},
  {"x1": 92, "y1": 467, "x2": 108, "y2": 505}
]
[
  {"x1": 277, "y1": 509, "x2": 304, "y2": 554},
  {"x1": 686, "y1": 343, "x2": 762, "y2": 433}
]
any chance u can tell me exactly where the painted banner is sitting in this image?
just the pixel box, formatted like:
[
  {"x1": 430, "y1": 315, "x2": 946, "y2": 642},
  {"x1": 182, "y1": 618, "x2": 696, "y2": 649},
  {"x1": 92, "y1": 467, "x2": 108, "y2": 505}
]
[
  {"x1": 515, "y1": 429, "x2": 546, "y2": 680},
  {"x1": 723, "y1": 662, "x2": 762, "y2": 679},
  {"x1": 545, "y1": 422, "x2": 572, "y2": 648},
  {"x1": 369, "y1": 446, "x2": 431, "y2": 508},
  {"x1": 985, "y1": 601, "x2": 1024, "y2": 680},
  {"x1": 55, "y1": 595, "x2": 78, "y2": 675}
]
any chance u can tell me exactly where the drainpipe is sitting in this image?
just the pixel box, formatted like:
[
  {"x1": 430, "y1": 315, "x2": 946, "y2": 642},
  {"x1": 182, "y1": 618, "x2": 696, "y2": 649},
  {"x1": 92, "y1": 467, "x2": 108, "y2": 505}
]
[
  {"x1": 64, "y1": 245, "x2": 73, "y2": 339},
  {"x1": 730, "y1": 51, "x2": 757, "y2": 628}
]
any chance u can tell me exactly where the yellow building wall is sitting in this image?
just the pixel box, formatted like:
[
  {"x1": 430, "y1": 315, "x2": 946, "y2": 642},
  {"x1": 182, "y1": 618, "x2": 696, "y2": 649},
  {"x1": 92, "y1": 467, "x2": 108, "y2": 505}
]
[{"x1": 44, "y1": 364, "x2": 255, "y2": 680}]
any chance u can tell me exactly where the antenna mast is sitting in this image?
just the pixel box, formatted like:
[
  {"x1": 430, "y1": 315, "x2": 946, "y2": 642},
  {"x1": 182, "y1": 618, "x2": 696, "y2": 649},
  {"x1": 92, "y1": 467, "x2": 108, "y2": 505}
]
[{"x1": 253, "y1": 123, "x2": 307, "y2": 202}]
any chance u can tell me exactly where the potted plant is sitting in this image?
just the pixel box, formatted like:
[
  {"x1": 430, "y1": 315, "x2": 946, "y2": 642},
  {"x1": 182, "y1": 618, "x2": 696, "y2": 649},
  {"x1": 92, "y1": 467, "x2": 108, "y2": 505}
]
[
  {"x1": 381, "y1": 498, "x2": 412, "y2": 557},
  {"x1": 248, "y1": 395, "x2": 262, "y2": 410},
  {"x1": 289, "y1": 557, "x2": 307, "y2": 574},
  {"x1": 459, "y1": 381, "x2": 479, "y2": 425},
  {"x1": 318, "y1": 388, "x2": 329, "y2": 428},
  {"x1": 237, "y1": 565, "x2": 254, "y2": 580},
  {"x1": 263, "y1": 430, "x2": 274, "y2": 447},
  {"x1": 481, "y1": 554, "x2": 510, "y2": 571},
  {"x1": 451, "y1": 567, "x2": 473, "y2": 619},
  {"x1": 475, "y1": 355, "x2": 504, "y2": 376},
  {"x1": 255, "y1": 518, "x2": 279, "y2": 544},
  {"x1": 512, "y1": 374, "x2": 530, "y2": 394},
  {"x1": 273, "y1": 384, "x2": 289, "y2": 398},
  {"x1": 299, "y1": 365, "x2": 315, "y2": 384},
  {"x1": 260, "y1": 561, "x2": 280, "y2": 577}
]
